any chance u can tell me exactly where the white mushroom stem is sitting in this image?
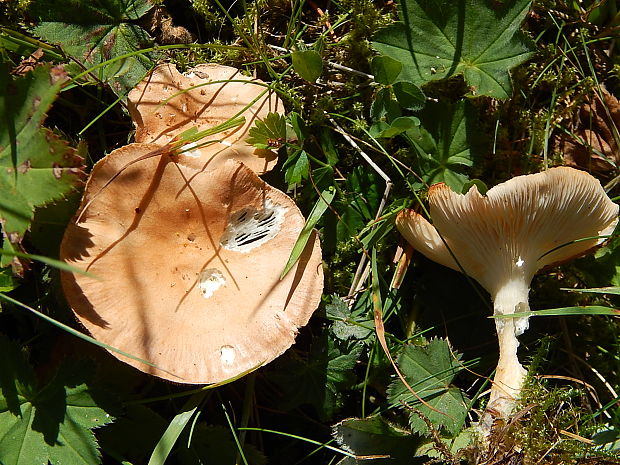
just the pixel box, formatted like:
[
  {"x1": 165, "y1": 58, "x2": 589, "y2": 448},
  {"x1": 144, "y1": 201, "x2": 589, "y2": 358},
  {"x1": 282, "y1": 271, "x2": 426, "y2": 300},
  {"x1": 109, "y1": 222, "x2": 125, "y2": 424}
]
[{"x1": 485, "y1": 279, "x2": 530, "y2": 428}]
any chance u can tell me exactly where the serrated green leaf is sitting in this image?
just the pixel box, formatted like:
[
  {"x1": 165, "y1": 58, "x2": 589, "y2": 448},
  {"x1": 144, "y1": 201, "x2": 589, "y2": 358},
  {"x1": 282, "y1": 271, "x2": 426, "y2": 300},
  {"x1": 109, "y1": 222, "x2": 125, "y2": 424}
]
[
  {"x1": 405, "y1": 100, "x2": 486, "y2": 192},
  {"x1": 371, "y1": 55, "x2": 403, "y2": 85},
  {"x1": 393, "y1": 81, "x2": 425, "y2": 110},
  {"x1": 0, "y1": 337, "x2": 117, "y2": 465},
  {"x1": 292, "y1": 50, "x2": 323, "y2": 82},
  {"x1": 98, "y1": 404, "x2": 167, "y2": 464},
  {"x1": 415, "y1": 427, "x2": 473, "y2": 457},
  {"x1": 247, "y1": 112, "x2": 288, "y2": 150},
  {"x1": 333, "y1": 416, "x2": 418, "y2": 464},
  {"x1": 270, "y1": 332, "x2": 362, "y2": 421},
  {"x1": 372, "y1": 0, "x2": 535, "y2": 98},
  {"x1": 326, "y1": 296, "x2": 375, "y2": 342},
  {"x1": 387, "y1": 339, "x2": 469, "y2": 436},
  {"x1": 30, "y1": 0, "x2": 156, "y2": 95},
  {"x1": 0, "y1": 64, "x2": 85, "y2": 262}
]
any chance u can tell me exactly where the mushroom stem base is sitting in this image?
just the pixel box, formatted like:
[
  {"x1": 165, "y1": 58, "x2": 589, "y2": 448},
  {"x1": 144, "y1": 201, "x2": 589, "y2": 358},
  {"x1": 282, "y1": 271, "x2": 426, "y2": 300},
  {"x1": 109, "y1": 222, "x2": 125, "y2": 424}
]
[{"x1": 479, "y1": 284, "x2": 530, "y2": 435}]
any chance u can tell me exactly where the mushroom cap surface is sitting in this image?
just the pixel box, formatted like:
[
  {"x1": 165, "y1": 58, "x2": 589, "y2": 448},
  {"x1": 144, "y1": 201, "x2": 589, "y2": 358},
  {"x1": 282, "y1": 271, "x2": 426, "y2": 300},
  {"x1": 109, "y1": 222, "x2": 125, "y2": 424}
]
[
  {"x1": 60, "y1": 143, "x2": 323, "y2": 384},
  {"x1": 128, "y1": 63, "x2": 282, "y2": 174},
  {"x1": 396, "y1": 167, "x2": 618, "y2": 296}
]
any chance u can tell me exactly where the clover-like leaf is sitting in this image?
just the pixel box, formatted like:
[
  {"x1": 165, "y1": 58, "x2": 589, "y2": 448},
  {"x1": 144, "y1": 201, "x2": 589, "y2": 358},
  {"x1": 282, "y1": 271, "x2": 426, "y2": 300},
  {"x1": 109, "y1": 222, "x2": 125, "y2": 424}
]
[
  {"x1": 0, "y1": 336, "x2": 117, "y2": 465},
  {"x1": 30, "y1": 0, "x2": 156, "y2": 94},
  {"x1": 373, "y1": 0, "x2": 535, "y2": 98},
  {"x1": 0, "y1": 63, "x2": 85, "y2": 268},
  {"x1": 387, "y1": 338, "x2": 470, "y2": 436},
  {"x1": 292, "y1": 50, "x2": 323, "y2": 82}
]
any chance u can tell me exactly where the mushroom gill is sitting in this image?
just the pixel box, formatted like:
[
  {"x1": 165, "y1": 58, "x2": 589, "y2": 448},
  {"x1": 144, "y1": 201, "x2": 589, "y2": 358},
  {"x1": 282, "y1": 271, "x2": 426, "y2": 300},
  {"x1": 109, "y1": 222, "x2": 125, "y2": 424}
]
[{"x1": 395, "y1": 167, "x2": 618, "y2": 433}]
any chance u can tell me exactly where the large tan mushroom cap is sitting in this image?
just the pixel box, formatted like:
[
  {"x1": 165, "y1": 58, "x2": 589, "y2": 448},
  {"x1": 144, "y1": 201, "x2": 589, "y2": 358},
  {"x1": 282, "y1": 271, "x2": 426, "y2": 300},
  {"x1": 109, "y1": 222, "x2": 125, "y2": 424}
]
[
  {"x1": 60, "y1": 143, "x2": 323, "y2": 384},
  {"x1": 128, "y1": 63, "x2": 282, "y2": 174},
  {"x1": 397, "y1": 167, "x2": 619, "y2": 297}
]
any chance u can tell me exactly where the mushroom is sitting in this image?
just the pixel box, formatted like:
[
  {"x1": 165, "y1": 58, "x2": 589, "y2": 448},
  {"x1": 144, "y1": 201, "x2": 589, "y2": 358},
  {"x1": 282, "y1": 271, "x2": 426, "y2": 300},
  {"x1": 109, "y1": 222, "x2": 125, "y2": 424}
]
[
  {"x1": 60, "y1": 143, "x2": 323, "y2": 384},
  {"x1": 128, "y1": 63, "x2": 283, "y2": 174},
  {"x1": 395, "y1": 167, "x2": 618, "y2": 429}
]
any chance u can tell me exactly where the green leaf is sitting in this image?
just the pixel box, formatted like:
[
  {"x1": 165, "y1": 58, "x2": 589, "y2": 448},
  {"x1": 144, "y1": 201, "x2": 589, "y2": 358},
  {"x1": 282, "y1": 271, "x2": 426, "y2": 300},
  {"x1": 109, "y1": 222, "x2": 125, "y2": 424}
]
[
  {"x1": 282, "y1": 149, "x2": 310, "y2": 188},
  {"x1": 393, "y1": 81, "x2": 425, "y2": 110},
  {"x1": 0, "y1": 64, "x2": 85, "y2": 260},
  {"x1": 0, "y1": 336, "x2": 117, "y2": 465},
  {"x1": 415, "y1": 428, "x2": 473, "y2": 458},
  {"x1": 336, "y1": 167, "x2": 381, "y2": 241},
  {"x1": 289, "y1": 112, "x2": 307, "y2": 141},
  {"x1": 371, "y1": 88, "x2": 402, "y2": 122},
  {"x1": 247, "y1": 112, "x2": 288, "y2": 150},
  {"x1": 405, "y1": 100, "x2": 486, "y2": 192},
  {"x1": 461, "y1": 178, "x2": 488, "y2": 195},
  {"x1": 30, "y1": 0, "x2": 156, "y2": 95},
  {"x1": 280, "y1": 185, "x2": 335, "y2": 278},
  {"x1": 371, "y1": 116, "x2": 420, "y2": 139},
  {"x1": 371, "y1": 55, "x2": 403, "y2": 85},
  {"x1": 326, "y1": 296, "x2": 375, "y2": 342},
  {"x1": 0, "y1": 268, "x2": 16, "y2": 293},
  {"x1": 332, "y1": 416, "x2": 418, "y2": 464},
  {"x1": 292, "y1": 50, "x2": 323, "y2": 82},
  {"x1": 270, "y1": 331, "x2": 362, "y2": 421},
  {"x1": 387, "y1": 338, "x2": 469, "y2": 436},
  {"x1": 372, "y1": 0, "x2": 535, "y2": 98},
  {"x1": 98, "y1": 404, "x2": 167, "y2": 464}
]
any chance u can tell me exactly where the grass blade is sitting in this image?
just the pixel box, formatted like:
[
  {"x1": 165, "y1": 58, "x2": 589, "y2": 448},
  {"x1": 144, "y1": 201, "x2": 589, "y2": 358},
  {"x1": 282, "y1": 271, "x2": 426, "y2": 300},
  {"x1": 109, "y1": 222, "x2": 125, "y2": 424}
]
[
  {"x1": 147, "y1": 391, "x2": 208, "y2": 465},
  {"x1": 280, "y1": 185, "x2": 335, "y2": 279},
  {"x1": 0, "y1": 248, "x2": 97, "y2": 277},
  {"x1": 561, "y1": 286, "x2": 620, "y2": 296},
  {"x1": 492, "y1": 306, "x2": 620, "y2": 319}
]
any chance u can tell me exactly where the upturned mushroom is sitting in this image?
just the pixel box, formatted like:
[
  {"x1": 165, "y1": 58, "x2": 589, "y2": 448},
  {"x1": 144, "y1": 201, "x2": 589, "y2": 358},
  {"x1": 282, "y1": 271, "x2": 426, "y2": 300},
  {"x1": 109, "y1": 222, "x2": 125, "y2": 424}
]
[
  {"x1": 395, "y1": 167, "x2": 618, "y2": 429},
  {"x1": 60, "y1": 143, "x2": 323, "y2": 384},
  {"x1": 128, "y1": 63, "x2": 283, "y2": 174}
]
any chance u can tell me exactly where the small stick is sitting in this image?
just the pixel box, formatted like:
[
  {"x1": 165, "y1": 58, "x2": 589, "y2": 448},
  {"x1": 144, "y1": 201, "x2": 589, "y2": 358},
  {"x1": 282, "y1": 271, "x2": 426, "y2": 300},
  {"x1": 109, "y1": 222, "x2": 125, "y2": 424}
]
[{"x1": 327, "y1": 116, "x2": 392, "y2": 299}]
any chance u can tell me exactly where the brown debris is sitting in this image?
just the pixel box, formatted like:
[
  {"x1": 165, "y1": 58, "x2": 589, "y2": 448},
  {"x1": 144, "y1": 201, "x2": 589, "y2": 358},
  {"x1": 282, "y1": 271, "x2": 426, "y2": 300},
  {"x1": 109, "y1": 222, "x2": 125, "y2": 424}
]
[
  {"x1": 555, "y1": 89, "x2": 620, "y2": 173},
  {"x1": 11, "y1": 48, "x2": 44, "y2": 76}
]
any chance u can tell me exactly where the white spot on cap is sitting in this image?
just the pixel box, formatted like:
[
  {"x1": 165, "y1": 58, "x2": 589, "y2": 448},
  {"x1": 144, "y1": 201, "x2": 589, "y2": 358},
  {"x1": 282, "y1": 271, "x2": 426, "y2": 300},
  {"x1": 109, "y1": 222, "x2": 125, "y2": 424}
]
[
  {"x1": 181, "y1": 142, "x2": 201, "y2": 158},
  {"x1": 198, "y1": 268, "x2": 226, "y2": 298},
  {"x1": 220, "y1": 345, "x2": 236, "y2": 364},
  {"x1": 515, "y1": 256, "x2": 525, "y2": 267},
  {"x1": 220, "y1": 199, "x2": 286, "y2": 253}
]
